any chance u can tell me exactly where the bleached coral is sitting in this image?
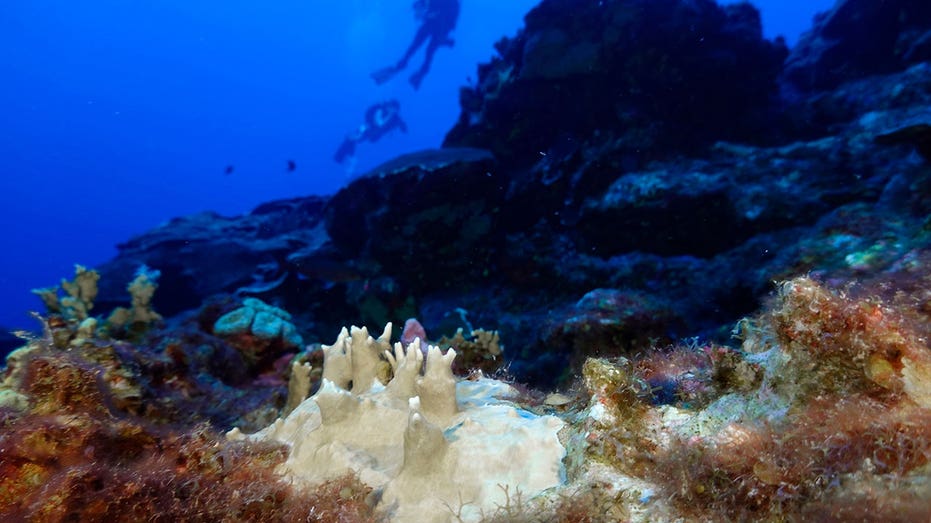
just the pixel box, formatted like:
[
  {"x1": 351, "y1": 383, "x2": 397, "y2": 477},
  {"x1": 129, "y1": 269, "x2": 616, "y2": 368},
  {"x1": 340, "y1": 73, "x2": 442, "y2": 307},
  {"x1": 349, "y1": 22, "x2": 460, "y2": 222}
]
[
  {"x1": 229, "y1": 323, "x2": 566, "y2": 523},
  {"x1": 106, "y1": 265, "x2": 163, "y2": 328},
  {"x1": 31, "y1": 264, "x2": 100, "y2": 321}
]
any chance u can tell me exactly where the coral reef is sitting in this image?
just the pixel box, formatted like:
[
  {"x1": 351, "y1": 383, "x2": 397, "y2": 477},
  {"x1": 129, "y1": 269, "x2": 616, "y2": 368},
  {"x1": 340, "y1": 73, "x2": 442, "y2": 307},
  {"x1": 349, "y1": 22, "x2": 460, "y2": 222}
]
[
  {"x1": 10, "y1": 265, "x2": 928, "y2": 521},
  {"x1": 4, "y1": 0, "x2": 931, "y2": 520}
]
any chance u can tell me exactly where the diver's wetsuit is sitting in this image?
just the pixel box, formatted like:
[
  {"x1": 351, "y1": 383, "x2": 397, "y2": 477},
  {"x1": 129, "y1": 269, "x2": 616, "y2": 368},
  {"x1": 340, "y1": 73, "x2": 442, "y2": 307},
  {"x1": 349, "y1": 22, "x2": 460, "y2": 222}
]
[
  {"x1": 372, "y1": 0, "x2": 461, "y2": 89},
  {"x1": 334, "y1": 101, "x2": 407, "y2": 163}
]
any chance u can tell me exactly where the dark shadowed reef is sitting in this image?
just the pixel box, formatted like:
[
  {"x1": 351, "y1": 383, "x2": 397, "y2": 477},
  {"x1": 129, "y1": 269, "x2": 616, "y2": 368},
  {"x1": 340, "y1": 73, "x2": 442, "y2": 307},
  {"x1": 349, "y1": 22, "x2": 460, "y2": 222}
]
[{"x1": 87, "y1": 0, "x2": 930, "y2": 387}]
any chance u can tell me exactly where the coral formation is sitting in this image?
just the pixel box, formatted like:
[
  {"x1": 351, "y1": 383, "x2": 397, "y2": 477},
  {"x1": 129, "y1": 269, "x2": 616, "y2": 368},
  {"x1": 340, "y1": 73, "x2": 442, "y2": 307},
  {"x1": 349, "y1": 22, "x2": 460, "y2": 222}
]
[
  {"x1": 32, "y1": 264, "x2": 101, "y2": 322},
  {"x1": 213, "y1": 297, "x2": 304, "y2": 363},
  {"x1": 30, "y1": 264, "x2": 164, "y2": 347},
  {"x1": 436, "y1": 326, "x2": 504, "y2": 376},
  {"x1": 106, "y1": 265, "x2": 163, "y2": 332},
  {"x1": 230, "y1": 324, "x2": 566, "y2": 523}
]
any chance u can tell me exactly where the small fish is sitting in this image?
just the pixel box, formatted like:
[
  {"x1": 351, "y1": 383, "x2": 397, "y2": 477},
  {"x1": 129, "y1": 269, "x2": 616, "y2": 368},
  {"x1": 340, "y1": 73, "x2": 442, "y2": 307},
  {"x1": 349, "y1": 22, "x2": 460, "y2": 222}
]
[
  {"x1": 287, "y1": 160, "x2": 296, "y2": 172},
  {"x1": 224, "y1": 165, "x2": 235, "y2": 175}
]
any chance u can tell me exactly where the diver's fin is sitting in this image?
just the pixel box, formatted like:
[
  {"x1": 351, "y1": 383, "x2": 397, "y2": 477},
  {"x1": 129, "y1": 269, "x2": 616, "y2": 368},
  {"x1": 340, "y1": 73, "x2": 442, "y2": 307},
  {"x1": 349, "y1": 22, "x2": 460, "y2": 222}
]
[
  {"x1": 409, "y1": 70, "x2": 425, "y2": 90},
  {"x1": 334, "y1": 139, "x2": 356, "y2": 164},
  {"x1": 371, "y1": 65, "x2": 400, "y2": 85}
]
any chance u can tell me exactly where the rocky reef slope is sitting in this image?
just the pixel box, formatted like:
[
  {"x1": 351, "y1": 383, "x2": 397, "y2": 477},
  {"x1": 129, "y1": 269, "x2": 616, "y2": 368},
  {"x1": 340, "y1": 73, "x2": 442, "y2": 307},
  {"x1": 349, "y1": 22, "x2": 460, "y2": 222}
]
[{"x1": 88, "y1": 0, "x2": 930, "y2": 387}]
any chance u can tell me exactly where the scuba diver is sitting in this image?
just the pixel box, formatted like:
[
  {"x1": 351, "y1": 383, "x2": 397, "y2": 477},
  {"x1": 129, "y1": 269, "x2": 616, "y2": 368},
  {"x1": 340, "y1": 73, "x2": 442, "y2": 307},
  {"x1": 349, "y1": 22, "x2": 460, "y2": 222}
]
[
  {"x1": 371, "y1": 0, "x2": 461, "y2": 89},
  {"x1": 334, "y1": 99, "x2": 408, "y2": 164}
]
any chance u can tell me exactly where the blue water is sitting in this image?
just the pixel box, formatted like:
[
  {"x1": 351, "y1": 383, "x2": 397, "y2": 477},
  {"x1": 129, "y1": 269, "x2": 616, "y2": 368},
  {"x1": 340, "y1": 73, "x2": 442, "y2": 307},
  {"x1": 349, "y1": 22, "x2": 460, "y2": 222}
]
[{"x1": 0, "y1": 0, "x2": 833, "y2": 330}]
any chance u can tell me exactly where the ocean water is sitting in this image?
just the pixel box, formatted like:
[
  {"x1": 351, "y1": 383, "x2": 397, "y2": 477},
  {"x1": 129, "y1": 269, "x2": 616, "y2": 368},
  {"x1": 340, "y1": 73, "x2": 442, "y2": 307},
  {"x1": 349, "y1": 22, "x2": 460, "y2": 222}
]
[{"x1": 0, "y1": 0, "x2": 831, "y2": 331}]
